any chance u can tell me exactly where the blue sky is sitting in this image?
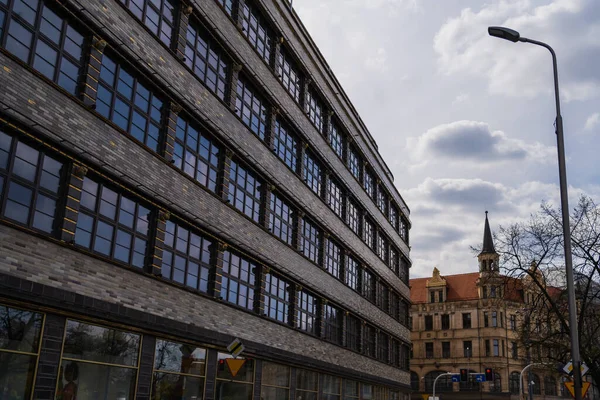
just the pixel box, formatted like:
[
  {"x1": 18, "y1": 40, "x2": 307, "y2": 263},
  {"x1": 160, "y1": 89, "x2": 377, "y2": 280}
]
[{"x1": 294, "y1": 0, "x2": 600, "y2": 278}]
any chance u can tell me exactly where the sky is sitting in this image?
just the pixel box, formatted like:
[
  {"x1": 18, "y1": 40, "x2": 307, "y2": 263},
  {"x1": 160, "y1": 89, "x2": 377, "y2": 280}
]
[{"x1": 293, "y1": 0, "x2": 600, "y2": 278}]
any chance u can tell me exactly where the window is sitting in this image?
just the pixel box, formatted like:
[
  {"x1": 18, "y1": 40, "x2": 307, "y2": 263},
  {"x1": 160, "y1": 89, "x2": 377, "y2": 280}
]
[
  {"x1": 221, "y1": 250, "x2": 257, "y2": 310},
  {"x1": 424, "y1": 315, "x2": 433, "y2": 331},
  {"x1": 364, "y1": 169, "x2": 375, "y2": 200},
  {"x1": 346, "y1": 198, "x2": 360, "y2": 235},
  {"x1": 390, "y1": 339, "x2": 400, "y2": 367},
  {"x1": 377, "y1": 332, "x2": 389, "y2": 363},
  {"x1": 500, "y1": 312, "x2": 504, "y2": 327},
  {"x1": 345, "y1": 380, "x2": 360, "y2": 400},
  {"x1": 511, "y1": 342, "x2": 518, "y2": 359},
  {"x1": 0, "y1": 304, "x2": 43, "y2": 399},
  {"x1": 430, "y1": 290, "x2": 435, "y2": 304},
  {"x1": 492, "y1": 311, "x2": 498, "y2": 327},
  {"x1": 327, "y1": 178, "x2": 343, "y2": 217},
  {"x1": 120, "y1": 0, "x2": 175, "y2": 47},
  {"x1": 493, "y1": 339, "x2": 499, "y2": 356},
  {"x1": 438, "y1": 290, "x2": 444, "y2": 302},
  {"x1": 442, "y1": 342, "x2": 451, "y2": 358},
  {"x1": 399, "y1": 256, "x2": 409, "y2": 284},
  {"x1": 362, "y1": 269, "x2": 375, "y2": 302},
  {"x1": 329, "y1": 120, "x2": 344, "y2": 158},
  {"x1": 377, "y1": 282, "x2": 389, "y2": 313},
  {"x1": 323, "y1": 304, "x2": 342, "y2": 345},
  {"x1": 240, "y1": 0, "x2": 272, "y2": 64},
  {"x1": 162, "y1": 220, "x2": 212, "y2": 293},
  {"x1": 216, "y1": 352, "x2": 254, "y2": 398},
  {"x1": 185, "y1": 20, "x2": 229, "y2": 100},
  {"x1": 97, "y1": 54, "x2": 163, "y2": 151},
  {"x1": 441, "y1": 314, "x2": 450, "y2": 331},
  {"x1": 410, "y1": 373, "x2": 419, "y2": 392},
  {"x1": 484, "y1": 311, "x2": 489, "y2": 327},
  {"x1": 389, "y1": 291, "x2": 398, "y2": 321},
  {"x1": 75, "y1": 177, "x2": 150, "y2": 268},
  {"x1": 173, "y1": 116, "x2": 221, "y2": 192},
  {"x1": 277, "y1": 47, "x2": 301, "y2": 103},
  {"x1": 482, "y1": 286, "x2": 488, "y2": 299},
  {"x1": 399, "y1": 301, "x2": 409, "y2": 327},
  {"x1": 400, "y1": 216, "x2": 409, "y2": 244},
  {"x1": 61, "y1": 320, "x2": 140, "y2": 398},
  {"x1": 345, "y1": 255, "x2": 359, "y2": 291},
  {"x1": 389, "y1": 247, "x2": 399, "y2": 275},
  {"x1": 485, "y1": 339, "x2": 490, "y2": 356},
  {"x1": 377, "y1": 185, "x2": 388, "y2": 215},
  {"x1": 0, "y1": 131, "x2": 64, "y2": 234},
  {"x1": 544, "y1": 376, "x2": 557, "y2": 396},
  {"x1": 425, "y1": 342, "x2": 433, "y2": 359},
  {"x1": 300, "y1": 217, "x2": 320, "y2": 264},
  {"x1": 236, "y1": 78, "x2": 268, "y2": 140},
  {"x1": 322, "y1": 375, "x2": 341, "y2": 400},
  {"x1": 261, "y1": 362, "x2": 290, "y2": 400},
  {"x1": 462, "y1": 313, "x2": 472, "y2": 329},
  {"x1": 324, "y1": 238, "x2": 341, "y2": 279},
  {"x1": 377, "y1": 234, "x2": 388, "y2": 263},
  {"x1": 303, "y1": 150, "x2": 322, "y2": 195},
  {"x1": 348, "y1": 147, "x2": 361, "y2": 180},
  {"x1": 228, "y1": 160, "x2": 262, "y2": 222},
  {"x1": 152, "y1": 339, "x2": 206, "y2": 399},
  {"x1": 509, "y1": 372, "x2": 520, "y2": 394},
  {"x1": 269, "y1": 192, "x2": 295, "y2": 245},
  {"x1": 363, "y1": 219, "x2": 375, "y2": 249},
  {"x1": 305, "y1": 88, "x2": 324, "y2": 132},
  {"x1": 490, "y1": 285, "x2": 497, "y2": 298},
  {"x1": 363, "y1": 324, "x2": 376, "y2": 358},
  {"x1": 362, "y1": 384, "x2": 373, "y2": 400},
  {"x1": 296, "y1": 369, "x2": 318, "y2": 400},
  {"x1": 389, "y1": 205, "x2": 399, "y2": 231},
  {"x1": 216, "y1": 0, "x2": 233, "y2": 15},
  {"x1": 425, "y1": 371, "x2": 452, "y2": 393},
  {"x1": 1, "y1": 1, "x2": 84, "y2": 95},
  {"x1": 510, "y1": 314, "x2": 517, "y2": 330},
  {"x1": 531, "y1": 373, "x2": 541, "y2": 395},
  {"x1": 463, "y1": 341, "x2": 472, "y2": 358},
  {"x1": 297, "y1": 290, "x2": 318, "y2": 335},
  {"x1": 345, "y1": 314, "x2": 360, "y2": 352},
  {"x1": 263, "y1": 272, "x2": 290, "y2": 323},
  {"x1": 273, "y1": 119, "x2": 298, "y2": 171}
]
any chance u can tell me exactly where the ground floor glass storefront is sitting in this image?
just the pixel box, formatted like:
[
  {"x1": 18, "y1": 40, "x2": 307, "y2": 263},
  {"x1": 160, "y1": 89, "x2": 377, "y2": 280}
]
[{"x1": 0, "y1": 302, "x2": 408, "y2": 400}]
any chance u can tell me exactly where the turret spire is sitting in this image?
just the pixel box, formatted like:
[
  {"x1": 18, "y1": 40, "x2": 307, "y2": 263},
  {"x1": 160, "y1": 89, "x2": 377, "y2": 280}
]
[{"x1": 480, "y1": 211, "x2": 496, "y2": 254}]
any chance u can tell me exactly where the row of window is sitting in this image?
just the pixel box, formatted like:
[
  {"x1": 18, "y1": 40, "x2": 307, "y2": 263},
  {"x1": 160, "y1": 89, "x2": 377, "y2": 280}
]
[
  {"x1": 0, "y1": 0, "x2": 411, "y2": 287},
  {"x1": 420, "y1": 339, "x2": 511, "y2": 359},
  {"x1": 211, "y1": 0, "x2": 411, "y2": 244},
  {"x1": 0, "y1": 125, "x2": 409, "y2": 368},
  {"x1": 0, "y1": 304, "x2": 408, "y2": 400},
  {"x1": 417, "y1": 311, "x2": 517, "y2": 331}
]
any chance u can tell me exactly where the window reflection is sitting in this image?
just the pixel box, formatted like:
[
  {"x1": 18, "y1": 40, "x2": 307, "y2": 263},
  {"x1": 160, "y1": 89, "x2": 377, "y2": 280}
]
[{"x1": 153, "y1": 339, "x2": 206, "y2": 400}]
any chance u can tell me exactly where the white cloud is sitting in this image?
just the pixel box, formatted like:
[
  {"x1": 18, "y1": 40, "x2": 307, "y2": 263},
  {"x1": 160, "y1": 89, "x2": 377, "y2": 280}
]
[
  {"x1": 452, "y1": 93, "x2": 470, "y2": 104},
  {"x1": 584, "y1": 112, "x2": 600, "y2": 130}
]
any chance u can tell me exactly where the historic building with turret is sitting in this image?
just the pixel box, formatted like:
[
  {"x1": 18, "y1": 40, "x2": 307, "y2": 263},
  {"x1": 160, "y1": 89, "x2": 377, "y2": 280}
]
[{"x1": 409, "y1": 213, "x2": 567, "y2": 399}]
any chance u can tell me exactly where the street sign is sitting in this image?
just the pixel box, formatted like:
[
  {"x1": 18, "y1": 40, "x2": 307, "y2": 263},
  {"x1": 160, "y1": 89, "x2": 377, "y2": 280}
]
[
  {"x1": 474, "y1": 373, "x2": 486, "y2": 382},
  {"x1": 451, "y1": 374, "x2": 460, "y2": 383},
  {"x1": 563, "y1": 361, "x2": 589, "y2": 377},
  {"x1": 564, "y1": 381, "x2": 591, "y2": 398},
  {"x1": 225, "y1": 358, "x2": 247, "y2": 378},
  {"x1": 227, "y1": 338, "x2": 245, "y2": 358}
]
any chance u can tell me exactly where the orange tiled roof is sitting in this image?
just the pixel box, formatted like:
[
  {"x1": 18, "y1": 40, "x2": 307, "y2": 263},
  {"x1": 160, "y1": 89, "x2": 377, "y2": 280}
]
[{"x1": 410, "y1": 272, "x2": 480, "y2": 304}]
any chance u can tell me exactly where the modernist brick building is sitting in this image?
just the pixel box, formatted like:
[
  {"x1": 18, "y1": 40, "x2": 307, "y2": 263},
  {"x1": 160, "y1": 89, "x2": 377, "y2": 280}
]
[
  {"x1": 0, "y1": 0, "x2": 412, "y2": 399},
  {"x1": 409, "y1": 213, "x2": 568, "y2": 399}
]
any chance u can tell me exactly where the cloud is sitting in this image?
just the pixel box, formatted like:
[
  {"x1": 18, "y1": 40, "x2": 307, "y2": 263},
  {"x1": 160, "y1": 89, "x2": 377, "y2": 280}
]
[
  {"x1": 433, "y1": 0, "x2": 600, "y2": 102},
  {"x1": 365, "y1": 48, "x2": 388, "y2": 72},
  {"x1": 452, "y1": 93, "x2": 469, "y2": 104},
  {"x1": 408, "y1": 120, "x2": 555, "y2": 165},
  {"x1": 584, "y1": 112, "x2": 600, "y2": 130}
]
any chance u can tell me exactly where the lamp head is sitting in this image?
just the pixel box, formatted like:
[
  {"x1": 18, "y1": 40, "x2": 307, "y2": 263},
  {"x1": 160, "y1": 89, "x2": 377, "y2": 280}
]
[{"x1": 488, "y1": 26, "x2": 521, "y2": 42}]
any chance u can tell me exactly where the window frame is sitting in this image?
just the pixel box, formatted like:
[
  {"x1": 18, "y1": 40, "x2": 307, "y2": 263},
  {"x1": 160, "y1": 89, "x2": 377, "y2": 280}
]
[
  {"x1": 323, "y1": 303, "x2": 342, "y2": 345},
  {"x1": 299, "y1": 216, "x2": 321, "y2": 264},
  {"x1": 269, "y1": 191, "x2": 295, "y2": 246},
  {"x1": 220, "y1": 249, "x2": 258, "y2": 311},
  {"x1": 263, "y1": 271, "x2": 290, "y2": 324},
  {"x1": 119, "y1": 0, "x2": 176, "y2": 48},
  {"x1": 296, "y1": 289, "x2": 319, "y2": 336},
  {"x1": 227, "y1": 159, "x2": 262, "y2": 223},
  {"x1": 277, "y1": 46, "x2": 302, "y2": 103},
  {"x1": 235, "y1": 77, "x2": 269, "y2": 140},
  {"x1": 240, "y1": 0, "x2": 273, "y2": 65}
]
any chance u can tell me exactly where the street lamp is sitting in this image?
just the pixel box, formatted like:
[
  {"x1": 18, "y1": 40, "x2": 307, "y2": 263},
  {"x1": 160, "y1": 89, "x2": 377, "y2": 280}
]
[{"x1": 487, "y1": 26, "x2": 582, "y2": 400}]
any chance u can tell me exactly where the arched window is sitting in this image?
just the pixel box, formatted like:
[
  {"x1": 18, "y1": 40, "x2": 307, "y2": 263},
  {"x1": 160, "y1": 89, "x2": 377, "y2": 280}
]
[
  {"x1": 425, "y1": 371, "x2": 453, "y2": 393},
  {"x1": 490, "y1": 372, "x2": 502, "y2": 392},
  {"x1": 531, "y1": 373, "x2": 541, "y2": 395},
  {"x1": 410, "y1": 371, "x2": 419, "y2": 391},
  {"x1": 509, "y1": 372, "x2": 521, "y2": 394},
  {"x1": 545, "y1": 376, "x2": 557, "y2": 396},
  {"x1": 459, "y1": 369, "x2": 479, "y2": 391}
]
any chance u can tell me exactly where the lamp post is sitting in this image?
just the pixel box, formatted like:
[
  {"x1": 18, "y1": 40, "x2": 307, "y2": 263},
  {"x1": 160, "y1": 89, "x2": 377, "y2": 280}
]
[{"x1": 487, "y1": 26, "x2": 582, "y2": 400}]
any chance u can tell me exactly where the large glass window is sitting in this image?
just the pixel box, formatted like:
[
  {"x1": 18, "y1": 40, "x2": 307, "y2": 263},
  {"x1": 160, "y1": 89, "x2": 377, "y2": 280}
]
[
  {"x1": 120, "y1": 0, "x2": 175, "y2": 47},
  {"x1": 216, "y1": 352, "x2": 254, "y2": 400},
  {"x1": 389, "y1": 291, "x2": 399, "y2": 321},
  {"x1": 300, "y1": 217, "x2": 320, "y2": 264},
  {"x1": 362, "y1": 269, "x2": 375, "y2": 302},
  {"x1": 228, "y1": 160, "x2": 262, "y2": 222},
  {"x1": 296, "y1": 369, "x2": 318, "y2": 400},
  {"x1": 297, "y1": 290, "x2": 318, "y2": 335},
  {"x1": 59, "y1": 320, "x2": 140, "y2": 399},
  {"x1": 261, "y1": 362, "x2": 290, "y2": 400},
  {"x1": 377, "y1": 332, "x2": 389, "y2": 363},
  {"x1": 263, "y1": 272, "x2": 290, "y2": 324},
  {"x1": 377, "y1": 234, "x2": 388, "y2": 263},
  {"x1": 347, "y1": 147, "x2": 361, "y2": 180},
  {"x1": 363, "y1": 219, "x2": 374, "y2": 249},
  {"x1": 0, "y1": 304, "x2": 43, "y2": 400},
  {"x1": 152, "y1": 339, "x2": 206, "y2": 399},
  {"x1": 344, "y1": 380, "x2": 359, "y2": 400},
  {"x1": 377, "y1": 185, "x2": 388, "y2": 215},
  {"x1": 216, "y1": 0, "x2": 233, "y2": 16},
  {"x1": 377, "y1": 281, "x2": 389, "y2": 313},
  {"x1": 324, "y1": 238, "x2": 341, "y2": 279},
  {"x1": 389, "y1": 205, "x2": 399, "y2": 231},
  {"x1": 345, "y1": 314, "x2": 360, "y2": 352},
  {"x1": 323, "y1": 304, "x2": 342, "y2": 345},
  {"x1": 305, "y1": 89, "x2": 324, "y2": 132},
  {"x1": 345, "y1": 255, "x2": 359, "y2": 291},
  {"x1": 1, "y1": 0, "x2": 84, "y2": 94},
  {"x1": 303, "y1": 150, "x2": 322, "y2": 196},
  {"x1": 389, "y1": 247, "x2": 399, "y2": 275},
  {"x1": 240, "y1": 0, "x2": 272, "y2": 64},
  {"x1": 273, "y1": 119, "x2": 298, "y2": 172},
  {"x1": 173, "y1": 116, "x2": 221, "y2": 193},
  {"x1": 399, "y1": 256, "x2": 409, "y2": 284},
  {"x1": 97, "y1": 54, "x2": 163, "y2": 151},
  {"x1": 329, "y1": 120, "x2": 344, "y2": 159},
  {"x1": 462, "y1": 313, "x2": 472, "y2": 329},
  {"x1": 0, "y1": 130, "x2": 64, "y2": 234},
  {"x1": 185, "y1": 20, "x2": 229, "y2": 101},
  {"x1": 425, "y1": 371, "x2": 452, "y2": 393},
  {"x1": 269, "y1": 192, "x2": 294, "y2": 245},
  {"x1": 322, "y1": 375, "x2": 341, "y2": 400},
  {"x1": 162, "y1": 219, "x2": 212, "y2": 293},
  {"x1": 327, "y1": 177, "x2": 343, "y2": 217},
  {"x1": 361, "y1": 384, "x2": 373, "y2": 400},
  {"x1": 509, "y1": 372, "x2": 520, "y2": 394},
  {"x1": 221, "y1": 250, "x2": 257, "y2": 311},
  {"x1": 363, "y1": 324, "x2": 376, "y2": 358},
  {"x1": 346, "y1": 198, "x2": 360, "y2": 235},
  {"x1": 277, "y1": 47, "x2": 301, "y2": 103},
  {"x1": 75, "y1": 177, "x2": 151, "y2": 268},
  {"x1": 235, "y1": 78, "x2": 268, "y2": 140},
  {"x1": 364, "y1": 169, "x2": 375, "y2": 200}
]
